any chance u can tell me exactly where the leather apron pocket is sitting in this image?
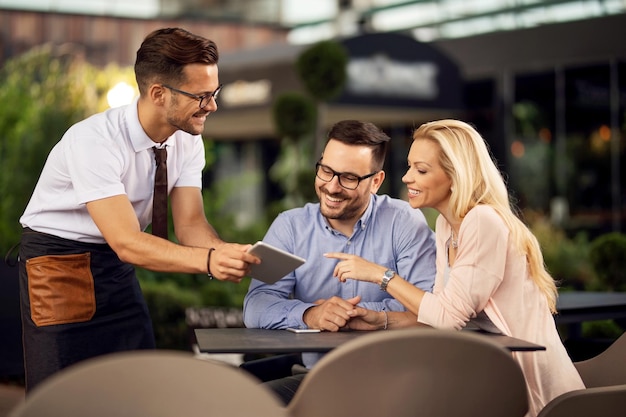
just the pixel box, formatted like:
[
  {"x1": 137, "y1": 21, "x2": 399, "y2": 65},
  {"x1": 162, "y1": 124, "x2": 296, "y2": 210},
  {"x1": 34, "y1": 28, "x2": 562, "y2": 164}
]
[{"x1": 26, "y1": 253, "x2": 96, "y2": 327}]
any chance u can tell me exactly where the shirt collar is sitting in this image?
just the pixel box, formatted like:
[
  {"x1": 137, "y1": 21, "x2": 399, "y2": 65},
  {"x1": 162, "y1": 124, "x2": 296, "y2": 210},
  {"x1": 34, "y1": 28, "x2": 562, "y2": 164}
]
[
  {"x1": 126, "y1": 98, "x2": 176, "y2": 153},
  {"x1": 358, "y1": 194, "x2": 376, "y2": 230},
  {"x1": 321, "y1": 194, "x2": 377, "y2": 235}
]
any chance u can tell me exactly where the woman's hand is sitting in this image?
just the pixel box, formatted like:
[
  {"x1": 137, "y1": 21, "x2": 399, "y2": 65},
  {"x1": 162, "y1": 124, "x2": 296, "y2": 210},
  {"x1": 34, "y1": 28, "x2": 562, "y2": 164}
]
[
  {"x1": 324, "y1": 252, "x2": 387, "y2": 284},
  {"x1": 344, "y1": 307, "x2": 386, "y2": 330}
]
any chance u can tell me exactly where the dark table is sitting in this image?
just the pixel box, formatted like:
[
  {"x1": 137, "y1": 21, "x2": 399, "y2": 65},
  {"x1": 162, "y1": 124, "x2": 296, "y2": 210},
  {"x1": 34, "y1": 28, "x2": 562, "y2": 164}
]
[
  {"x1": 194, "y1": 327, "x2": 545, "y2": 354},
  {"x1": 555, "y1": 291, "x2": 626, "y2": 338}
]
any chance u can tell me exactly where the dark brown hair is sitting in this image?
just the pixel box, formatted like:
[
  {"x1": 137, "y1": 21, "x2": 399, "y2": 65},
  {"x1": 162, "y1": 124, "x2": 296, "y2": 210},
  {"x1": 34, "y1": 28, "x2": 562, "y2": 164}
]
[
  {"x1": 134, "y1": 27, "x2": 219, "y2": 94},
  {"x1": 326, "y1": 120, "x2": 390, "y2": 171}
]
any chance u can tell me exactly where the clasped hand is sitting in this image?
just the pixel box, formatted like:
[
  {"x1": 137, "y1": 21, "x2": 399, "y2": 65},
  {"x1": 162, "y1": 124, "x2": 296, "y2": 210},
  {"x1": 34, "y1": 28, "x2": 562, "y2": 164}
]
[{"x1": 303, "y1": 295, "x2": 385, "y2": 332}]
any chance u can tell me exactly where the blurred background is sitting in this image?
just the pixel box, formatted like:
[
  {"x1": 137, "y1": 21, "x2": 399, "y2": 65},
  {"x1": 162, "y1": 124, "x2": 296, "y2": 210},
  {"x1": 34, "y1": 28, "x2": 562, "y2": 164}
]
[{"x1": 0, "y1": 0, "x2": 625, "y2": 383}]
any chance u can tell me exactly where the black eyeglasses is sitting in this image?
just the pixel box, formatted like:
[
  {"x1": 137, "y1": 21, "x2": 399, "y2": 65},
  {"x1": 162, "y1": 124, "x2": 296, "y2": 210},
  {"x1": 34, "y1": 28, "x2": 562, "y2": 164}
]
[
  {"x1": 315, "y1": 162, "x2": 378, "y2": 190},
  {"x1": 162, "y1": 84, "x2": 222, "y2": 108}
]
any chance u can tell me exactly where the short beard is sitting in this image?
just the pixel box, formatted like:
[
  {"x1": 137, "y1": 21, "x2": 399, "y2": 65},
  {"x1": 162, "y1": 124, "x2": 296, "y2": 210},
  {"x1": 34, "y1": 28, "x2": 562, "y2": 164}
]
[{"x1": 318, "y1": 187, "x2": 360, "y2": 221}]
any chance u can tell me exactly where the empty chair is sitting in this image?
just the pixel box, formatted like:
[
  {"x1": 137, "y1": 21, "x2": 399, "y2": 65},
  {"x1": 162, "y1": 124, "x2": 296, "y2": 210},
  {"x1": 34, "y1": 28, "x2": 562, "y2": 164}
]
[
  {"x1": 287, "y1": 328, "x2": 528, "y2": 417},
  {"x1": 9, "y1": 350, "x2": 287, "y2": 417},
  {"x1": 574, "y1": 332, "x2": 626, "y2": 388},
  {"x1": 537, "y1": 384, "x2": 626, "y2": 417}
]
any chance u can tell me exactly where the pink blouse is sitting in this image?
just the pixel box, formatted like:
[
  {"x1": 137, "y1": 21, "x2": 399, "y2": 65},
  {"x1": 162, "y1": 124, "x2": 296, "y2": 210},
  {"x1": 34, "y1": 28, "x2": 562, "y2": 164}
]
[{"x1": 418, "y1": 205, "x2": 584, "y2": 417}]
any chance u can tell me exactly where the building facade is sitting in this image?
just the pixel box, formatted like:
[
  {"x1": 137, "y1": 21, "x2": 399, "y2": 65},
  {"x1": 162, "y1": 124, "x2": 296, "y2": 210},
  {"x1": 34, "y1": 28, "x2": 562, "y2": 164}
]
[{"x1": 1, "y1": 8, "x2": 623, "y2": 236}]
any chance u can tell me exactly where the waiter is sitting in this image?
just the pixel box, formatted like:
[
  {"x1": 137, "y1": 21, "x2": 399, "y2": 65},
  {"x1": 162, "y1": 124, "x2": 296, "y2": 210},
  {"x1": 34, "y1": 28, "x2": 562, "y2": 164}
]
[{"x1": 18, "y1": 27, "x2": 259, "y2": 392}]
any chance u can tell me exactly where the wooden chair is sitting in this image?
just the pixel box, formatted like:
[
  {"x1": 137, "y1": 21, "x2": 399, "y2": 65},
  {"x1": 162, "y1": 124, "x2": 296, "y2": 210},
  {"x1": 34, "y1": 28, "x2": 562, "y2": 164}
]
[
  {"x1": 287, "y1": 328, "x2": 528, "y2": 417},
  {"x1": 574, "y1": 332, "x2": 626, "y2": 388},
  {"x1": 8, "y1": 350, "x2": 287, "y2": 417},
  {"x1": 537, "y1": 384, "x2": 626, "y2": 417}
]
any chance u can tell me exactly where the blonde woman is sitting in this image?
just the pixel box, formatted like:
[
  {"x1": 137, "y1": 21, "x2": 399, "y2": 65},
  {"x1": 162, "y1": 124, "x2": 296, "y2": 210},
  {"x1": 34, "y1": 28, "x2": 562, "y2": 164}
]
[{"x1": 325, "y1": 119, "x2": 584, "y2": 416}]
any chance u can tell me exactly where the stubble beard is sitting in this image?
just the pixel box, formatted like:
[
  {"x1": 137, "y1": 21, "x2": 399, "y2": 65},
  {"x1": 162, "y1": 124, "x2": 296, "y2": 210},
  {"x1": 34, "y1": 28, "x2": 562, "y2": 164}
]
[
  {"x1": 318, "y1": 188, "x2": 362, "y2": 221},
  {"x1": 166, "y1": 101, "x2": 208, "y2": 136}
]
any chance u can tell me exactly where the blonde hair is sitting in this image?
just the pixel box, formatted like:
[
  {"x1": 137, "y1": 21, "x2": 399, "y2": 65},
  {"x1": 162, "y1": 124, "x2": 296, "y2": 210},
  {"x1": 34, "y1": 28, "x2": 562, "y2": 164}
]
[{"x1": 413, "y1": 119, "x2": 558, "y2": 313}]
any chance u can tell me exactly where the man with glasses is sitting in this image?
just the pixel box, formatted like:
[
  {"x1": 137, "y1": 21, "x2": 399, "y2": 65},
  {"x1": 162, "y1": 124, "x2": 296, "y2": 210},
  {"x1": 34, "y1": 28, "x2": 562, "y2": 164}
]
[
  {"x1": 243, "y1": 120, "x2": 436, "y2": 404},
  {"x1": 162, "y1": 83, "x2": 223, "y2": 109},
  {"x1": 18, "y1": 28, "x2": 259, "y2": 391}
]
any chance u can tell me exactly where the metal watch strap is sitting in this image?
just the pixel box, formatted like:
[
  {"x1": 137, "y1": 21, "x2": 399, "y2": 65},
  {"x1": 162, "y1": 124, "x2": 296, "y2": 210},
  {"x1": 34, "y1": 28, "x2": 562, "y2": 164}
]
[{"x1": 380, "y1": 269, "x2": 395, "y2": 291}]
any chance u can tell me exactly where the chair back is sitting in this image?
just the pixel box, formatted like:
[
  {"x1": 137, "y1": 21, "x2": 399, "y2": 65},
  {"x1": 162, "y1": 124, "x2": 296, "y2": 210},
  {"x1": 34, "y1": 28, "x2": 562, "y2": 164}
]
[
  {"x1": 574, "y1": 332, "x2": 626, "y2": 388},
  {"x1": 537, "y1": 384, "x2": 626, "y2": 417},
  {"x1": 287, "y1": 328, "x2": 528, "y2": 417},
  {"x1": 9, "y1": 350, "x2": 287, "y2": 417}
]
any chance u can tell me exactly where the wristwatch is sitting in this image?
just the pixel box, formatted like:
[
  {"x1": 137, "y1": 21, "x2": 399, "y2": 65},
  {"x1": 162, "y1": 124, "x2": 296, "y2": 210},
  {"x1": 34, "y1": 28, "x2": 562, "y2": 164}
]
[{"x1": 380, "y1": 269, "x2": 396, "y2": 292}]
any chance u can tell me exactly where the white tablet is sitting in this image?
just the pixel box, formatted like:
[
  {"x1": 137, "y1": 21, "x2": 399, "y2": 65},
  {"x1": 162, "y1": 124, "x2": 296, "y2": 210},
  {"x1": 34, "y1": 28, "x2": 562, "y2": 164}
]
[{"x1": 247, "y1": 241, "x2": 306, "y2": 284}]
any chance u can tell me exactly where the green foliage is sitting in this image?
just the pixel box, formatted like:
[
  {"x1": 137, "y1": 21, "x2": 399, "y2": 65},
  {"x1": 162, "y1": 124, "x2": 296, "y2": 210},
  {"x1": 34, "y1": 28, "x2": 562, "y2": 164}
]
[
  {"x1": 419, "y1": 208, "x2": 439, "y2": 231},
  {"x1": 270, "y1": 92, "x2": 318, "y2": 211},
  {"x1": 268, "y1": 135, "x2": 317, "y2": 210},
  {"x1": 588, "y1": 232, "x2": 626, "y2": 291},
  {"x1": 513, "y1": 101, "x2": 549, "y2": 139},
  {"x1": 529, "y1": 213, "x2": 595, "y2": 290},
  {"x1": 296, "y1": 40, "x2": 348, "y2": 101},
  {"x1": 527, "y1": 216, "x2": 626, "y2": 341},
  {"x1": 140, "y1": 280, "x2": 201, "y2": 350},
  {"x1": 268, "y1": 41, "x2": 349, "y2": 212},
  {"x1": 199, "y1": 278, "x2": 251, "y2": 308},
  {"x1": 581, "y1": 320, "x2": 625, "y2": 339},
  {"x1": 509, "y1": 141, "x2": 552, "y2": 210},
  {"x1": 201, "y1": 169, "x2": 269, "y2": 244},
  {"x1": 0, "y1": 44, "x2": 135, "y2": 253},
  {"x1": 272, "y1": 92, "x2": 317, "y2": 140}
]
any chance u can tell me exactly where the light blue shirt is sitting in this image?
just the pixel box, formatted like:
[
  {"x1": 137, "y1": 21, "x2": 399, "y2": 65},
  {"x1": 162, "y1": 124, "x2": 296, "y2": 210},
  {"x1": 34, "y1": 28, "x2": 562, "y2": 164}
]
[{"x1": 243, "y1": 194, "x2": 436, "y2": 330}]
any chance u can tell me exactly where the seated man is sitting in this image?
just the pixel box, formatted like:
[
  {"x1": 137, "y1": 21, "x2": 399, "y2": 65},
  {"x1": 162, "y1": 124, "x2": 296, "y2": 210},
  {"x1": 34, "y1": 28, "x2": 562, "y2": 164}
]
[{"x1": 243, "y1": 120, "x2": 436, "y2": 404}]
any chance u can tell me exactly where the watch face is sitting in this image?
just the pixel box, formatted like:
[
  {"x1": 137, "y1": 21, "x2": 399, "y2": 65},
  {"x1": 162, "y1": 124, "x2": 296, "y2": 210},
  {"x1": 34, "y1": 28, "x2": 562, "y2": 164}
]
[{"x1": 384, "y1": 270, "x2": 394, "y2": 279}]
